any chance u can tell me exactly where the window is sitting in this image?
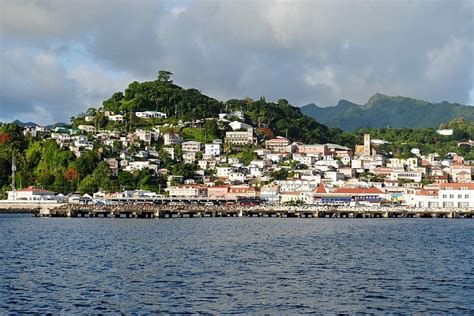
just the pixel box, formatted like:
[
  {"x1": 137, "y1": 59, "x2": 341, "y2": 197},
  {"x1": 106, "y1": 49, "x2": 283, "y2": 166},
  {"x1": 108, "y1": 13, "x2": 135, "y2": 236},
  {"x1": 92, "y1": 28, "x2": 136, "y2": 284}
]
[
  {"x1": 449, "y1": 195, "x2": 454, "y2": 199},
  {"x1": 465, "y1": 195, "x2": 469, "y2": 199},
  {"x1": 458, "y1": 195, "x2": 462, "y2": 199},
  {"x1": 443, "y1": 194, "x2": 447, "y2": 198}
]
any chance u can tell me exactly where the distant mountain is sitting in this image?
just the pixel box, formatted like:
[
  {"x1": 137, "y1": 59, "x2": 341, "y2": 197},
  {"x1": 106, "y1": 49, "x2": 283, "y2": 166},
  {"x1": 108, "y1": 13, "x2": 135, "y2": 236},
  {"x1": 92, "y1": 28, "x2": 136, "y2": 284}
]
[
  {"x1": 300, "y1": 93, "x2": 474, "y2": 130},
  {"x1": 11, "y1": 120, "x2": 69, "y2": 129},
  {"x1": 12, "y1": 120, "x2": 38, "y2": 127}
]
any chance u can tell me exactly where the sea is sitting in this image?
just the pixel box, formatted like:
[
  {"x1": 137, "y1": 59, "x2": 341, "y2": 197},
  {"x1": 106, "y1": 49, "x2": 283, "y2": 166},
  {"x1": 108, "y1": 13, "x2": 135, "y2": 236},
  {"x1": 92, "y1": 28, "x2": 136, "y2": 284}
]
[{"x1": 0, "y1": 214, "x2": 473, "y2": 314}]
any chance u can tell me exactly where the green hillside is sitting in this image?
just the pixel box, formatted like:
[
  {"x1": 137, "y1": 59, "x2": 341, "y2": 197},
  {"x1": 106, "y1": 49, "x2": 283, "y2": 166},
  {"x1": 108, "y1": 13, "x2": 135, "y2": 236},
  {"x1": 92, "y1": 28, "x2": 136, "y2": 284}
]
[
  {"x1": 301, "y1": 93, "x2": 474, "y2": 130},
  {"x1": 90, "y1": 71, "x2": 342, "y2": 144}
]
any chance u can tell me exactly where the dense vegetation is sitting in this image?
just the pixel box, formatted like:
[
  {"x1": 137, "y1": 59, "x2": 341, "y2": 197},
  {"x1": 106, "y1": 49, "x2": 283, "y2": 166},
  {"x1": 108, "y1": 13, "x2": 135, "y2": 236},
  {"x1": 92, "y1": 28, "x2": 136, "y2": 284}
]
[
  {"x1": 301, "y1": 93, "x2": 474, "y2": 130},
  {"x1": 340, "y1": 118, "x2": 474, "y2": 160},
  {"x1": 0, "y1": 71, "x2": 472, "y2": 197}
]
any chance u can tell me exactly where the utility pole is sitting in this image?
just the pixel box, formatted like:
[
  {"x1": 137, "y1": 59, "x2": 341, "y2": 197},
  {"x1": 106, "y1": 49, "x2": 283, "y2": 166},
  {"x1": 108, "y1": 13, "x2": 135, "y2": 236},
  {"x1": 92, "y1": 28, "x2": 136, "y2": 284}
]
[{"x1": 11, "y1": 155, "x2": 16, "y2": 200}]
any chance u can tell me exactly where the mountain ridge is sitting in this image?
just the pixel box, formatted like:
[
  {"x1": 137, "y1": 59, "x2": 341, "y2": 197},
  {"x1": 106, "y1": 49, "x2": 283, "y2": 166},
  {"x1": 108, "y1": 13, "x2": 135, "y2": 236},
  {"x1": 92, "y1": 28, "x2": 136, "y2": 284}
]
[{"x1": 301, "y1": 94, "x2": 473, "y2": 130}]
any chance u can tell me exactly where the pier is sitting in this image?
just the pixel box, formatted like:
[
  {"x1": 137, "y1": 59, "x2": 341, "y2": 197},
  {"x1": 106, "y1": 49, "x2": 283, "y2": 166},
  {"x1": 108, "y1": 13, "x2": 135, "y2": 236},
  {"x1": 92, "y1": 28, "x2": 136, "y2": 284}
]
[{"x1": 28, "y1": 203, "x2": 474, "y2": 219}]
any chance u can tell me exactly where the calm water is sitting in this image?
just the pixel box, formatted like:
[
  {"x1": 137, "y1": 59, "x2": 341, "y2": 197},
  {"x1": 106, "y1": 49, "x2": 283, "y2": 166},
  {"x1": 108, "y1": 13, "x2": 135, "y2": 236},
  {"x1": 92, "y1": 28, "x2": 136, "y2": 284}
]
[{"x1": 0, "y1": 214, "x2": 473, "y2": 314}]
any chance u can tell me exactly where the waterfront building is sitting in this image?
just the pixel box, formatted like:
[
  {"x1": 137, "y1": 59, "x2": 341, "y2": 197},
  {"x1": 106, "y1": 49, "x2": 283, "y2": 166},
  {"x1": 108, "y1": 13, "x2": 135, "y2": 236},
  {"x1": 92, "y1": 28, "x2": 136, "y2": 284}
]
[
  {"x1": 7, "y1": 186, "x2": 57, "y2": 201},
  {"x1": 166, "y1": 185, "x2": 208, "y2": 198},
  {"x1": 438, "y1": 183, "x2": 474, "y2": 208}
]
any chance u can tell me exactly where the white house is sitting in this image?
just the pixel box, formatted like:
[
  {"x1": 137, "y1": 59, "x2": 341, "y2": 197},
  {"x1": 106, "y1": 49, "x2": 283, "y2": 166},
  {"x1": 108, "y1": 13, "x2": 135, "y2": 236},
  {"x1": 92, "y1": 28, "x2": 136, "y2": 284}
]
[
  {"x1": 78, "y1": 125, "x2": 97, "y2": 133},
  {"x1": 436, "y1": 129, "x2": 453, "y2": 136},
  {"x1": 136, "y1": 111, "x2": 167, "y2": 119},
  {"x1": 182, "y1": 141, "x2": 201, "y2": 152},
  {"x1": 228, "y1": 121, "x2": 252, "y2": 131},
  {"x1": 7, "y1": 186, "x2": 58, "y2": 201},
  {"x1": 438, "y1": 183, "x2": 474, "y2": 208},
  {"x1": 109, "y1": 114, "x2": 124, "y2": 122},
  {"x1": 124, "y1": 161, "x2": 158, "y2": 173},
  {"x1": 205, "y1": 143, "x2": 221, "y2": 156}
]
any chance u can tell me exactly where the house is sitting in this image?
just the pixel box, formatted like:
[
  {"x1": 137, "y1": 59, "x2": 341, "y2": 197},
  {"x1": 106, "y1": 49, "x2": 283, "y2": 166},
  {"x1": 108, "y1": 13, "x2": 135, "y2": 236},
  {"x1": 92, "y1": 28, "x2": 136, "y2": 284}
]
[
  {"x1": 7, "y1": 186, "x2": 58, "y2": 201},
  {"x1": 450, "y1": 165, "x2": 472, "y2": 182},
  {"x1": 207, "y1": 186, "x2": 230, "y2": 199},
  {"x1": 205, "y1": 143, "x2": 221, "y2": 156},
  {"x1": 292, "y1": 153, "x2": 316, "y2": 166},
  {"x1": 183, "y1": 152, "x2": 197, "y2": 164},
  {"x1": 296, "y1": 144, "x2": 330, "y2": 156},
  {"x1": 166, "y1": 185, "x2": 208, "y2": 198},
  {"x1": 109, "y1": 114, "x2": 124, "y2": 122},
  {"x1": 438, "y1": 183, "x2": 474, "y2": 208},
  {"x1": 436, "y1": 129, "x2": 453, "y2": 136},
  {"x1": 78, "y1": 125, "x2": 97, "y2": 134},
  {"x1": 260, "y1": 185, "x2": 280, "y2": 203},
  {"x1": 135, "y1": 130, "x2": 153, "y2": 143},
  {"x1": 229, "y1": 121, "x2": 252, "y2": 131},
  {"x1": 198, "y1": 159, "x2": 217, "y2": 170},
  {"x1": 314, "y1": 185, "x2": 385, "y2": 205},
  {"x1": 217, "y1": 167, "x2": 233, "y2": 178},
  {"x1": 163, "y1": 133, "x2": 181, "y2": 146},
  {"x1": 135, "y1": 111, "x2": 167, "y2": 119},
  {"x1": 225, "y1": 129, "x2": 254, "y2": 145},
  {"x1": 124, "y1": 161, "x2": 158, "y2": 173},
  {"x1": 412, "y1": 188, "x2": 439, "y2": 208},
  {"x1": 390, "y1": 171, "x2": 423, "y2": 183},
  {"x1": 227, "y1": 185, "x2": 258, "y2": 199},
  {"x1": 280, "y1": 191, "x2": 302, "y2": 204},
  {"x1": 265, "y1": 137, "x2": 290, "y2": 152},
  {"x1": 182, "y1": 141, "x2": 201, "y2": 152},
  {"x1": 229, "y1": 171, "x2": 246, "y2": 184},
  {"x1": 105, "y1": 158, "x2": 119, "y2": 176}
]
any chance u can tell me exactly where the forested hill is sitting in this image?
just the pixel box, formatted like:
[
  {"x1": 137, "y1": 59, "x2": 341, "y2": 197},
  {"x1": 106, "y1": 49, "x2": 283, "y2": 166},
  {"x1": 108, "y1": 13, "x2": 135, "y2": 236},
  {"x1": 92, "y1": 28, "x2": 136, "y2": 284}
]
[
  {"x1": 300, "y1": 93, "x2": 474, "y2": 130},
  {"x1": 96, "y1": 71, "x2": 343, "y2": 144}
]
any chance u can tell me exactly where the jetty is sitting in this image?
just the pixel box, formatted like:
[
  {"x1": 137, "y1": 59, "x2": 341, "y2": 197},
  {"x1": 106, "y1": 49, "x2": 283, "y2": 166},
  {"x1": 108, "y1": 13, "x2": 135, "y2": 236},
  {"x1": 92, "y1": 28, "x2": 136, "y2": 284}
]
[{"x1": 25, "y1": 203, "x2": 474, "y2": 219}]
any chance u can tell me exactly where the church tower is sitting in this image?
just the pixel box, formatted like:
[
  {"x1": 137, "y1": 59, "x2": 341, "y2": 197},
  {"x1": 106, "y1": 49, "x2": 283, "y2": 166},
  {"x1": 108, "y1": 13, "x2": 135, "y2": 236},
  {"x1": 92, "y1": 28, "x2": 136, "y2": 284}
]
[{"x1": 363, "y1": 134, "x2": 371, "y2": 156}]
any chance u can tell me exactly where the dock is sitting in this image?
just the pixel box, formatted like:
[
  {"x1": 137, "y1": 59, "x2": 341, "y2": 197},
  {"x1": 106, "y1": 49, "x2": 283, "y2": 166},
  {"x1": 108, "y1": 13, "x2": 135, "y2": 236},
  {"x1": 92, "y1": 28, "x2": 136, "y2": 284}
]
[{"x1": 30, "y1": 203, "x2": 474, "y2": 219}]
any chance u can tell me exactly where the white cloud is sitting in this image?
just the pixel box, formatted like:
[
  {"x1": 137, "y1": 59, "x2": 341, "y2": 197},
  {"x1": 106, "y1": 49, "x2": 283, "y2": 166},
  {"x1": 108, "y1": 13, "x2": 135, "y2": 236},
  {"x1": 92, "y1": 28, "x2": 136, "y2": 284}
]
[{"x1": 0, "y1": 0, "x2": 472, "y2": 124}]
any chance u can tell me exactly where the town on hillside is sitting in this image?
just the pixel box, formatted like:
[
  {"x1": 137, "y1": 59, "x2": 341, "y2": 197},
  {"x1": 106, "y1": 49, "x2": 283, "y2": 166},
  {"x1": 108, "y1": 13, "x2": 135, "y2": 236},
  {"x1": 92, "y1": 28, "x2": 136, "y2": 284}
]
[{"x1": 1, "y1": 107, "x2": 473, "y2": 210}]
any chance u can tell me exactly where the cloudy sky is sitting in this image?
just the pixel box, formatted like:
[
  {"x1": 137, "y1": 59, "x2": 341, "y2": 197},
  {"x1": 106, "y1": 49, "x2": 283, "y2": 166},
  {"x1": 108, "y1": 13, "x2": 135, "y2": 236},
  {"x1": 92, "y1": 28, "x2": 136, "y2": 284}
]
[{"x1": 1, "y1": 0, "x2": 473, "y2": 124}]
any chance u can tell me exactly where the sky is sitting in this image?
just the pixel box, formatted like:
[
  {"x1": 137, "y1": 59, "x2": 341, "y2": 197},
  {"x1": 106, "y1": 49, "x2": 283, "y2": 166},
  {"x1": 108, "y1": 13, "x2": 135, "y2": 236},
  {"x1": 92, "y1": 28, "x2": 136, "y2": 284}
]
[{"x1": 0, "y1": 0, "x2": 473, "y2": 125}]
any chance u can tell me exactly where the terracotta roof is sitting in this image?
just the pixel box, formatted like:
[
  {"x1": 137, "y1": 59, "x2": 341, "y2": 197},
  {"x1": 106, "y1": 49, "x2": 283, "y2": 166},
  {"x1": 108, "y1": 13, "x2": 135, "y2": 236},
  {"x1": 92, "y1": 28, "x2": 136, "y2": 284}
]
[
  {"x1": 439, "y1": 183, "x2": 474, "y2": 190},
  {"x1": 334, "y1": 187, "x2": 384, "y2": 194},
  {"x1": 16, "y1": 186, "x2": 54, "y2": 194},
  {"x1": 267, "y1": 138, "x2": 289, "y2": 143},
  {"x1": 415, "y1": 189, "x2": 439, "y2": 196},
  {"x1": 314, "y1": 183, "x2": 327, "y2": 194}
]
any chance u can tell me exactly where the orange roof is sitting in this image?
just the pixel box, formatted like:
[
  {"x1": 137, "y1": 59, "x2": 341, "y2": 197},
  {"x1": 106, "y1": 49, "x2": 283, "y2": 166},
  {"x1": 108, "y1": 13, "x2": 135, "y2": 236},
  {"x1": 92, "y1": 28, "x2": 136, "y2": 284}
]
[
  {"x1": 416, "y1": 189, "x2": 439, "y2": 196},
  {"x1": 267, "y1": 138, "x2": 289, "y2": 143},
  {"x1": 439, "y1": 183, "x2": 474, "y2": 190},
  {"x1": 334, "y1": 187, "x2": 384, "y2": 194},
  {"x1": 314, "y1": 183, "x2": 327, "y2": 194},
  {"x1": 17, "y1": 186, "x2": 54, "y2": 194}
]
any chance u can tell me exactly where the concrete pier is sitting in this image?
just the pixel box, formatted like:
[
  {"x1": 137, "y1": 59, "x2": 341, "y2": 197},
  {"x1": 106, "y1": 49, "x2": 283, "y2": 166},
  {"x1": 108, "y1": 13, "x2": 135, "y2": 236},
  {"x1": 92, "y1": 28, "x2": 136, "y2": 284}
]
[{"x1": 31, "y1": 203, "x2": 474, "y2": 219}]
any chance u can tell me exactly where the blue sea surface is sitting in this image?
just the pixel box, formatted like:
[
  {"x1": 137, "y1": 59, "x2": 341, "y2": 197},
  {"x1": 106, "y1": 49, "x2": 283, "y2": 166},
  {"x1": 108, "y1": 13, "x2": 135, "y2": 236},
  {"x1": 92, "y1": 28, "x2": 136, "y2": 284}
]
[{"x1": 0, "y1": 214, "x2": 473, "y2": 314}]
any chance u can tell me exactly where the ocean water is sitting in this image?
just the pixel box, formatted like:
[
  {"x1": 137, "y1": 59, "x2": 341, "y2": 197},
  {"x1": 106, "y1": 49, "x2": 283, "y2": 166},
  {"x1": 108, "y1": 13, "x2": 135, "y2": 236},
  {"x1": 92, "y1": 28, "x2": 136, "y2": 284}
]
[{"x1": 0, "y1": 214, "x2": 473, "y2": 314}]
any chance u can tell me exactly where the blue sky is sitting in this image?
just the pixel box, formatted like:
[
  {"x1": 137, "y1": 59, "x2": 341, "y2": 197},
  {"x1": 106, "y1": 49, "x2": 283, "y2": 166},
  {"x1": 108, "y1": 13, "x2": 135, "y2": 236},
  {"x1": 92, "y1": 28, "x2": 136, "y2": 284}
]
[{"x1": 1, "y1": 0, "x2": 473, "y2": 125}]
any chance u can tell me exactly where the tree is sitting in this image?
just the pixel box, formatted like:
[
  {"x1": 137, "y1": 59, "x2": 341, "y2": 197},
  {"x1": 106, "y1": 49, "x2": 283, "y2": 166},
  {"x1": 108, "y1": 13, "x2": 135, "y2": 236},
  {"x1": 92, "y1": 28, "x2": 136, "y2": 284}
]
[
  {"x1": 0, "y1": 133, "x2": 11, "y2": 144},
  {"x1": 157, "y1": 70, "x2": 173, "y2": 83},
  {"x1": 64, "y1": 167, "x2": 80, "y2": 182}
]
